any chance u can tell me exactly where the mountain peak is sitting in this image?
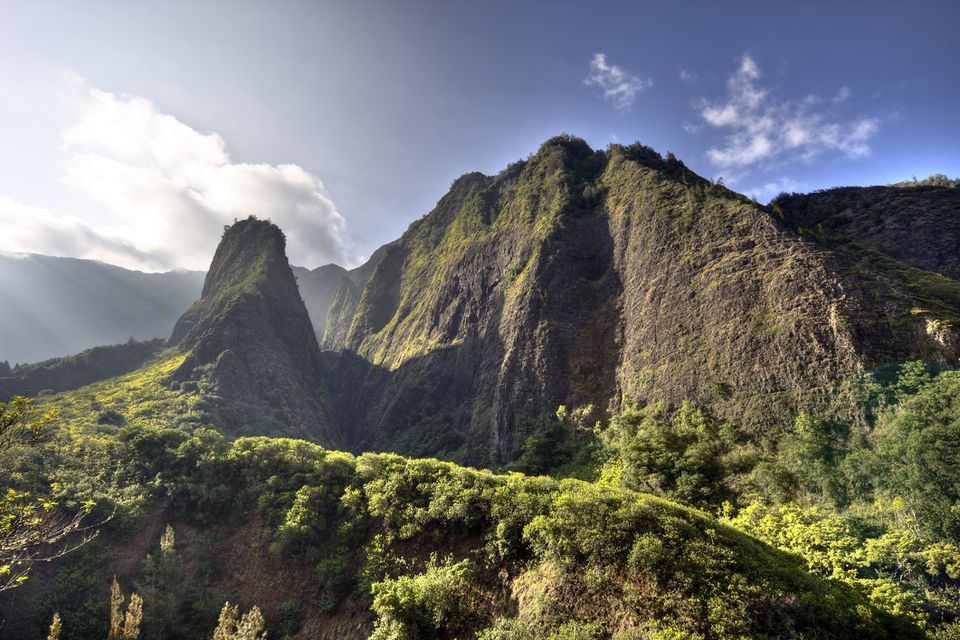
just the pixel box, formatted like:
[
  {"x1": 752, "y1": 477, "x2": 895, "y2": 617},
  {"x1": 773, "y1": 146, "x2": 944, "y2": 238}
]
[{"x1": 169, "y1": 216, "x2": 337, "y2": 441}]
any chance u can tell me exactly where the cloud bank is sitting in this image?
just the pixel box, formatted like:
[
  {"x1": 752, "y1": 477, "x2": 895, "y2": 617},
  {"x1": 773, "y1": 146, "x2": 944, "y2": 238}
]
[
  {"x1": 0, "y1": 76, "x2": 350, "y2": 271},
  {"x1": 585, "y1": 53, "x2": 652, "y2": 113},
  {"x1": 695, "y1": 56, "x2": 879, "y2": 180}
]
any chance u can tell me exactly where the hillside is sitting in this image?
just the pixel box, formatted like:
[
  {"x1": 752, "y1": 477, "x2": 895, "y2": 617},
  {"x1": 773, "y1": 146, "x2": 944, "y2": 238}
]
[
  {"x1": 774, "y1": 185, "x2": 960, "y2": 280},
  {"x1": 0, "y1": 338, "x2": 164, "y2": 401},
  {"x1": 325, "y1": 137, "x2": 960, "y2": 462},
  {"x1": 0, "y1": 365, "x2": 924, "y2": 639},
  {"x1": 0, "y1": 254, "x2": 204, "y2": 364}
]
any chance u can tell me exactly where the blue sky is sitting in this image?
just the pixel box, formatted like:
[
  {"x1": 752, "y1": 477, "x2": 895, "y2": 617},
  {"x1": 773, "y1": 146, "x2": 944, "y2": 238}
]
[{"x1": 0, "y1": 0, "x2": 957, "y2": 271}]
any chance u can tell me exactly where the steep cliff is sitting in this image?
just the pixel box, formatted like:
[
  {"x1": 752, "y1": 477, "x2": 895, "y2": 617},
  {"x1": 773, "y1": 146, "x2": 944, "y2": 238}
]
[
  {"x1": 326, "y1": 137, "x2": 959, "y2": 460},
  {"x1": 170, "y1": 217, "x2": 337, "y2": 442}
]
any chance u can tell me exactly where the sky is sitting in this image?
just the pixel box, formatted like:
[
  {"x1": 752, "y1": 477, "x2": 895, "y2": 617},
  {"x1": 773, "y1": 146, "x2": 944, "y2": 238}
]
[{"x1": 0, "y1": 0, "x2": 958, "y2": 272}]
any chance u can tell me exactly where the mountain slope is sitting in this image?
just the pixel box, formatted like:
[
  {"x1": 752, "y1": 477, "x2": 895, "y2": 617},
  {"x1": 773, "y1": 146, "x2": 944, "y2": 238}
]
[
  {"x1": 294, "y1": 241, "x2": 393, "y2": 346},
  {"x1": 0, "y1": 380, "x2": 922, "y2": 638},
  {"x1": 0, "y1": 254, "x2": 204, "y2": 364},
  {"x1": 327, "y1": 137, "x2": 959, "y2": 461},
  {"x1": 170, "y1": 217, "x2": 337, "y2": 442},
  {"x1": 774, "y1": 184, "x2": 960, "y2": 276},
  {"x1": 0, "y1": 337, "x2": 165, "y2": 401}
]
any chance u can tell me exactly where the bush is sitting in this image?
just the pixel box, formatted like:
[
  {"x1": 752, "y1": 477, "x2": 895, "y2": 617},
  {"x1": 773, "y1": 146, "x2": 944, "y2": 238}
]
[{"x1": 370, "y1": 557, "x2": 477, "y2": 640}]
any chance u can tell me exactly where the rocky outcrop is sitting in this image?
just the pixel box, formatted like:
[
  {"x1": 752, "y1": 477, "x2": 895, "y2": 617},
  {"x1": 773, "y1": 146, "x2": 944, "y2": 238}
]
[{"x1": 170, "y1": 217, "x2": 337, "y2": 442}]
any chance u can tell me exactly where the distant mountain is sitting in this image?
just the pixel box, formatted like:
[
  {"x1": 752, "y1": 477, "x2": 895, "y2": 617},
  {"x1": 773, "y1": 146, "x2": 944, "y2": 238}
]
[
  {"x1": 0, "y1": 254, "x2": 204, "y2": 364},
  {"x1": 291, "y1": 241, "x2": 391, "y2": 344},
  {"x1": 169, "y1": 217, "x2": 337, "y2": 441}
]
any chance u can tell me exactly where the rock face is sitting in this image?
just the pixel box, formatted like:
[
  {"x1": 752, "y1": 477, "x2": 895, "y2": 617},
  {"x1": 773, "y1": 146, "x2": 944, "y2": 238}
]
[
  {"x1": 323, "y1": 137, "x2": 959, "y2": 461},
  {"x1": 168, "y1": 139, "x2": 960, "y2": 463},
  {"x1": 170, "y1": 217, "x2": 337, "y2": 442}
]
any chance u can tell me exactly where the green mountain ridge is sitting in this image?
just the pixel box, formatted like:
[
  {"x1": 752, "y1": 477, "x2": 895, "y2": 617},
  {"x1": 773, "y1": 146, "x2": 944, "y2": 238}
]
[{"x1": 322, "y1": 136, "x2": 960, "y2": 462}]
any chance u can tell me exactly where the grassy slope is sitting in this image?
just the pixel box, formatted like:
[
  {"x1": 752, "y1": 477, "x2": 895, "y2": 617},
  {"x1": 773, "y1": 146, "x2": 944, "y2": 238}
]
[{"x1": 0, "y1": 338, "x2": 166, "y2": 401}]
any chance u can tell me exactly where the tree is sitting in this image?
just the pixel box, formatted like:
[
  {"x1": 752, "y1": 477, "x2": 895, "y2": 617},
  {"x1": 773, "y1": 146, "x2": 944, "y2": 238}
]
[
  {"x1": 211, "y1": 602, "x2": 267, "y2": 640},
  {"x1": 47, "y1": 612, "x2": 62, "y2": 640},
  {"x1": 108, "y1": 576, "x2": 143, "y2": 640},
  {"x1": 138, "y1": 524, "x2": 185, "y2": 640},
  {"x1": 0, "y1": 396, "x2": 101, "y2": 591},
  {"x1": 601, "y1": 402, "x2": 734, "y2": 507}
]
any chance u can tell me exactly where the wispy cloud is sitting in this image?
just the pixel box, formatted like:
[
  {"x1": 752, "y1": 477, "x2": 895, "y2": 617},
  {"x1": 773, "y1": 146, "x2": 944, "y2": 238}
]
[
  {"x1": 693, "y1": 56, "x2": 878, "y2": 180},
  {"x1": 742, "y1": 177, "x2": 803, "y2": 203},
  {"x1": 832, "y1": 86, "x2": 851, "y2": 104},
  {"x1": 678, "y1": 68, "x2": 698, "y2": 83},
  {"x1": 0, "y1": 73, "x2": 352, "y2": 272},
  {"x1": 584, "y1": 53, "x2": 652, "y2": 113}
]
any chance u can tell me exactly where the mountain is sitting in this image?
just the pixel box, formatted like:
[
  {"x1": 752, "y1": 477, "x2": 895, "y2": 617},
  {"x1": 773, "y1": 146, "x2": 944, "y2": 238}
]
[
  {"x1": 774, "y1": 184, "x2": 960, "y2": 277},
  {"x1": 0, "y1": 254, "x2": 204, "y2": 364},
  {"x1": 6, "y1": 140, "x2": 957, "y2": 461},
  {"x1": 292, "y1": 241, "x2": 392, "y2": 344},
  {"x1": 169, "y1": 217, "x2": 337, "y2": 441},
  {"x1": 4, "y1": 139, "x2": 960, "y2": 639},
  {"x1": 0, "y1": 337, "x2": 164, "y2": 401},
  {"x1": 324, "y1": 136, "x2": 960, "y2": 462}
]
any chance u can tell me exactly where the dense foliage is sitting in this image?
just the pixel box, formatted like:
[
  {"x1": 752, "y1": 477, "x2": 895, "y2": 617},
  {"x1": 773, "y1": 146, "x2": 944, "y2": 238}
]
[
  {"x1": 0, "y1": 338, "x2": 165, "y2": 401},
  {"x1": 5, "y1": 357, "x2": 960, "y2": 638}
]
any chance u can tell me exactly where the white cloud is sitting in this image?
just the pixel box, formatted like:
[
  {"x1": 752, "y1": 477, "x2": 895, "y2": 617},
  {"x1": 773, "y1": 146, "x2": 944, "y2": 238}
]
[
  {"x1": 742, "y1": 177, "x2": 802, "y2": 203},
  {"x1": 0, "y1": 196, "x2": 156, "y2": 267},
  {"x1": 832, "y1": 86, "x2": 851, "y2": 104},
  {"x1": 1, "y1": 75, "x2": 351, "y2": 272},
  {"x1": 584, "y1": 53, "x2": 652, "y2": 113},
  {"x1": 694, "y1": 56, "x2": 878, "y2": 180}
]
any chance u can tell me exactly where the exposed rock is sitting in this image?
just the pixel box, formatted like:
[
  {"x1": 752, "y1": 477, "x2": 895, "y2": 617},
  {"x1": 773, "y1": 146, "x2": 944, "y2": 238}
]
[
  {"x1": 170, "y1": 217, "x2": 337, "y2": 442},
  {"x1": 326, "y1": 137, "x2": 960, "y2": 461}
]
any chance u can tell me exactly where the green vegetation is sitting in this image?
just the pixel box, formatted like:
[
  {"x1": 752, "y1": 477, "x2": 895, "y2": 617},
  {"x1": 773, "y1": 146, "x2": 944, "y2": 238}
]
[
  {"x1": 0, "y1": 396, "x2": 96, "y2": 592},
  {"x1": 593, "y1": 363, "x2": 960, "y2": 635},
  {"x1": 4, "y1": 359, "x2": 958, "y2": 638},
  {"x1": 891, "y1": 174, "x2": 960, "y2": 188},
  {"x1": 0, "y1": 338, "x2": 166, "y2": 401}
]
